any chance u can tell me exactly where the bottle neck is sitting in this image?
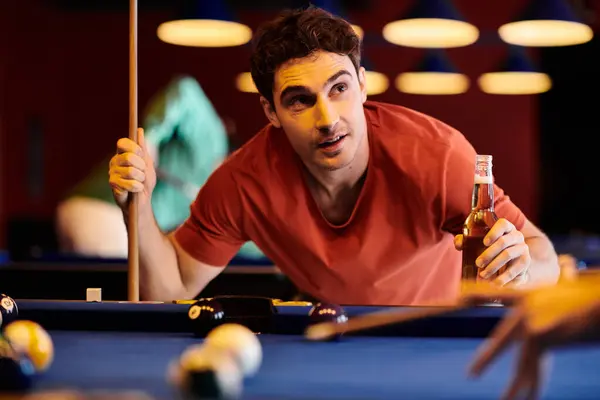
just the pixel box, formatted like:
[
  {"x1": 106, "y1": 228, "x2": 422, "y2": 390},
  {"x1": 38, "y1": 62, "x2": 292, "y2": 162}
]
[{"x1": 471, "y1": 175, "x2": 494, "y2": 211}]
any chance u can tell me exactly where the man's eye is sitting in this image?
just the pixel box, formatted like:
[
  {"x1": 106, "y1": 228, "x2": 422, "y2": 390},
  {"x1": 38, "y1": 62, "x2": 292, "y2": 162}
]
[
  {"x1": 333, "y1": 83, "x2": 348, "y2": 93},
  {"x1": 287, "y1": 96, "x2": 314, "y2": 110},
  {"x1": 290, "y1": 96, "x2": 310, "y2": 105}
]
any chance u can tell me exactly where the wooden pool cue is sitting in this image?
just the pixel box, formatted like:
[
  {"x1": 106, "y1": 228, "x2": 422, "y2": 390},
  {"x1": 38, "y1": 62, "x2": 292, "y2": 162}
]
[
  {"x1": 127, "y1": 0, "x2": 139, "y2": 302},
  {"x1": 304, "y1": 302, "x2": 471, "y2": 341}
]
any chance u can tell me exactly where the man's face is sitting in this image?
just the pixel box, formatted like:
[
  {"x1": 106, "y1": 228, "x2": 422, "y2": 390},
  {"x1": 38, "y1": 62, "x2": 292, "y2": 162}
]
[{"x1": 261, "y1": 51, "x2": 368, "y2": 171}]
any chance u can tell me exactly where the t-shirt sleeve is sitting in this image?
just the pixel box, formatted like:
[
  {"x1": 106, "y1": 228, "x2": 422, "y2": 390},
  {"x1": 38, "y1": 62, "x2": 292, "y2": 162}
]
[
  {"x1": 173, "y1": 165, "x2": 247, "y2": 266},
  {"x1": 438, "y1": 122, "x2": 526, "y2": 235}
]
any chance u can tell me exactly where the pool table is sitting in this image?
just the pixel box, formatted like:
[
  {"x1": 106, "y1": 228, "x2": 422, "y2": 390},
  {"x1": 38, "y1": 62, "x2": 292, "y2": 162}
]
[
  {"x1": 9, "y1": 298, "x2": 600, "y2": 399},
  {"x1": 0, "y1": 259, "x2": 296, "y2": 301}
]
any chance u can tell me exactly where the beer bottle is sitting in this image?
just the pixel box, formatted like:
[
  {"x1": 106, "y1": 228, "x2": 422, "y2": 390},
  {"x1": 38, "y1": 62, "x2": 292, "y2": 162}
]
[{"x1": 461, "y1": 155, "x2": 502, "y2": 285}]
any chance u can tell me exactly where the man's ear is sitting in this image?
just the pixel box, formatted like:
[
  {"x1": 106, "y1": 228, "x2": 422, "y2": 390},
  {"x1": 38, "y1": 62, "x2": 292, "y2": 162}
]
[
  {"x1": 260, "y1": 97, "x2": 281, "y2": 128},
  {"x1": 358, "y1": 66, "x2": 367, "y2": 103}
]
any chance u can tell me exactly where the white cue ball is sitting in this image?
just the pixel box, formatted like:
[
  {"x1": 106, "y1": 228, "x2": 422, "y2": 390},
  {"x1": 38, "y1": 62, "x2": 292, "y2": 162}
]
[{"x1": 204, "y1": 323, "x2": 263, "y2": 377}]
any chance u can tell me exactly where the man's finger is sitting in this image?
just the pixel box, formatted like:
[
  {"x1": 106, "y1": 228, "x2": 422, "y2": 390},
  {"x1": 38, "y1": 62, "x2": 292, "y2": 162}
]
[
  {"x1": 469, "y1": 309, "x2": 524, "y2": 377},
  {"x1": 139, "y1": 127, "x2": 154, "y2": 160},
  {"x1": 454, "y1": 234, "x2": 464, "y2": 250},
  {"x1": 503, "y1": 338, "x2": 543, "y2": 400},
  {"x1": 109, "y1": 175, "x2": 144, "y2": 193},
  {"x1": 477, "y1": 231, "x2": 525, "y2": 270},
  {"x1": 112, "y1": 153, "x2": 146, "y2": 171},
  {"x1": 479, "y1": 242, "x2": 528, "y2": 279},
  {"x1": 113, "y1": 166, "x2": 146, "y2": 183},
  {"x1": 506, "y1": 269, "x2": 530, "y2": 288},
  {"x1": 483, "y1": 218, "x2": 516, "y2": 247},
  {"x1": 494, "y1": 254, "x2": 530, "y2": 286},
  {"x1": 116, "y1": 137, "x2": 143, "y2": 157},
  {"x1": 501, "y1": 374, "x2": 527, "y2": 400}
]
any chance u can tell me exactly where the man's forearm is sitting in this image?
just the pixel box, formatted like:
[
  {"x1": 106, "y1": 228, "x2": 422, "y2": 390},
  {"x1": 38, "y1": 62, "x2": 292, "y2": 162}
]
[
  {"x1": 526, "y1": 235, "x2": 560, "y2": 285},
  {"x1": 125, "y1": 207, "x2": 187, "y2": 301}
]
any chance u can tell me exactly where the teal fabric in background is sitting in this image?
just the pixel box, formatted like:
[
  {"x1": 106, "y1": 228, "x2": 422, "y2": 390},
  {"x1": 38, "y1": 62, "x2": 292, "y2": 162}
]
[
  {"x1": 144, "y1": 75, "x2": 229, "y2": 232},
  {"x1": 68, "y1": 75, "x2": 265, "y2": 260}
]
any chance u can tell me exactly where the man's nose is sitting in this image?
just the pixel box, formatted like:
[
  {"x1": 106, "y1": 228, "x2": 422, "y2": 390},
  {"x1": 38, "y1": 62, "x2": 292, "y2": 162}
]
[{"x1": 315, "y1": 97, "x2": 339, "y2": 132}]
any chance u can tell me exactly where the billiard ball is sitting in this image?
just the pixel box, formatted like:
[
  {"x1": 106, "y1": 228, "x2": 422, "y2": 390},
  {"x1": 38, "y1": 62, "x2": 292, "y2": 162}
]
[
  {"x1": 0, "y1": 337, "x2": 35, "y2": 392},
  {"x1": 3, "y1": 320, "x2": 54, "y2": 372},
  {"x1": 308, "y1": 303, "x2": 348, "y2": 324},
  {"x1": 204, "y1": 323, "x2": 262, "y2": 377},
  {"x1": 0, "y1": 294, "x2": 18, "y2": 328},
  {"x1": 168, "y1": 344, "x2": 243, "y2": 399},
  {"x1": 308, "y1": 303, "x2": 348, "y2": 340},
  {"x1": 188, "y1": 298, "x2": 225, "y2": 337}
]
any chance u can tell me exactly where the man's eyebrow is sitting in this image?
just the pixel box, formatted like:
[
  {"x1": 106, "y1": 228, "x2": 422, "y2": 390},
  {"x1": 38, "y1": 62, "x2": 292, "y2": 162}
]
[
  {"x1": 279, "y1": 69, "x2": 352, "y2": 102},
  {"x1": 324, "y1": 69, "x2": 352, "y2": 87}
]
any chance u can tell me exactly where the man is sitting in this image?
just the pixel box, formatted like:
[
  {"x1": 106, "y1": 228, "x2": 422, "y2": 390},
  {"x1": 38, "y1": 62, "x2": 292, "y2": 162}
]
[
  {"x1": 56, "y1": 75, "x2": 264, "y2": 260},
  {"x1": 108, "y1": 7, "x2": 559, "y2": 304}
]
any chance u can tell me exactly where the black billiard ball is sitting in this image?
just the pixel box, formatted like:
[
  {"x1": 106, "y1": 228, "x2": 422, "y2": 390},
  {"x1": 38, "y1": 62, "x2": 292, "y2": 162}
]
[
  {"x1": 187, "y1": 298, "x2": 225, "y2": 337},
  {"x1": 0, "y1": 338, "x2": 34, "y2": 392},
  {"x1": 308, "y1": 303, "x2": 348, "y2": 324},
  {"x1": 0, "y1": 294, "x2": 18, "y2": 328},
  {"x1": 308, "y1": 303, "x2": 348, "y2": 341}
]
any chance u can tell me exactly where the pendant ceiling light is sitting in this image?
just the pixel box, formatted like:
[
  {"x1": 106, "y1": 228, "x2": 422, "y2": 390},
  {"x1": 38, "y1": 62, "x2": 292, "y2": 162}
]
[
  {"x1": 396, "y1": 50, "x2": 469, "y2": 95},
  {"x1": 236, "y1": 72, "x2": 257, "y2": 93},
  {"x1": 478, "y1": 46, "x2": 552, "y2": 95},
  {"x1": 362, "y1": 58, "x2": 389, "y2": 96},
  {"x1": 157, "y1": 0, "x2": 252, "y2": 48},
  {"x1": 498, "y1": 0, "x2": 593, "y2": 47},
  {"x1": 383, "y1": 0, "x2": 479, "y2": 48}
]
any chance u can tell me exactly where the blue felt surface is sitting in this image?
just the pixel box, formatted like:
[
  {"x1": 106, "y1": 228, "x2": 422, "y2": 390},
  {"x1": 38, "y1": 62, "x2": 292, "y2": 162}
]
[{"x1": 35, "y1": 331, "x2": 600, "y2": 399}]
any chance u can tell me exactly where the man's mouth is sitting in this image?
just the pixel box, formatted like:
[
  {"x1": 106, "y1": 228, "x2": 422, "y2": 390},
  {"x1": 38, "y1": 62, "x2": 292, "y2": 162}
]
[{"x1": 318, "y1": 134, "x2": 347, "y2": 149}]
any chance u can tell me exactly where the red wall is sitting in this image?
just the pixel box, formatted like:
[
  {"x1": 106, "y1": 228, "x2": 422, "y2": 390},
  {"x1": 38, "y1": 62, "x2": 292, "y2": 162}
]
[{"x1": 4, "y1": 0, "x2": 592, "y2": 247}]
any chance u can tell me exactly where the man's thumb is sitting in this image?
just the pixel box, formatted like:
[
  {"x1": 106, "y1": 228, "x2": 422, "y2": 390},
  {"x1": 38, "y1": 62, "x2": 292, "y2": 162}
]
[
  {"x1": 138, "y1": 127, "x2": 147, "y2": 151},
  {"x1": 454, "y1": 234, "x2": 464, "y2": 251}
]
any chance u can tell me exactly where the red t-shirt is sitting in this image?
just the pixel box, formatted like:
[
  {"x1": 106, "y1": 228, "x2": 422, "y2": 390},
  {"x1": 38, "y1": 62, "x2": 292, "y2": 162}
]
[{"x1": 174, "y1": 101, "x2": 525, "y2": 305}]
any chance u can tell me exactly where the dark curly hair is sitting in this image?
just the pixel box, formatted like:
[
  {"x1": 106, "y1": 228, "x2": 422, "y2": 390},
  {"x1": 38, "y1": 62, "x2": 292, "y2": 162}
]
[{"x1": 250, "y1": 6, "x2": 362, "y2": 106}]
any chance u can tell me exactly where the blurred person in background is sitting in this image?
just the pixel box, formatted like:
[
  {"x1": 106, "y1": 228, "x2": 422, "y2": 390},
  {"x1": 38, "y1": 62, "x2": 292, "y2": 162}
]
[{"x1": 55, "y1": 75, "x2": 264, "y2": 260}]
